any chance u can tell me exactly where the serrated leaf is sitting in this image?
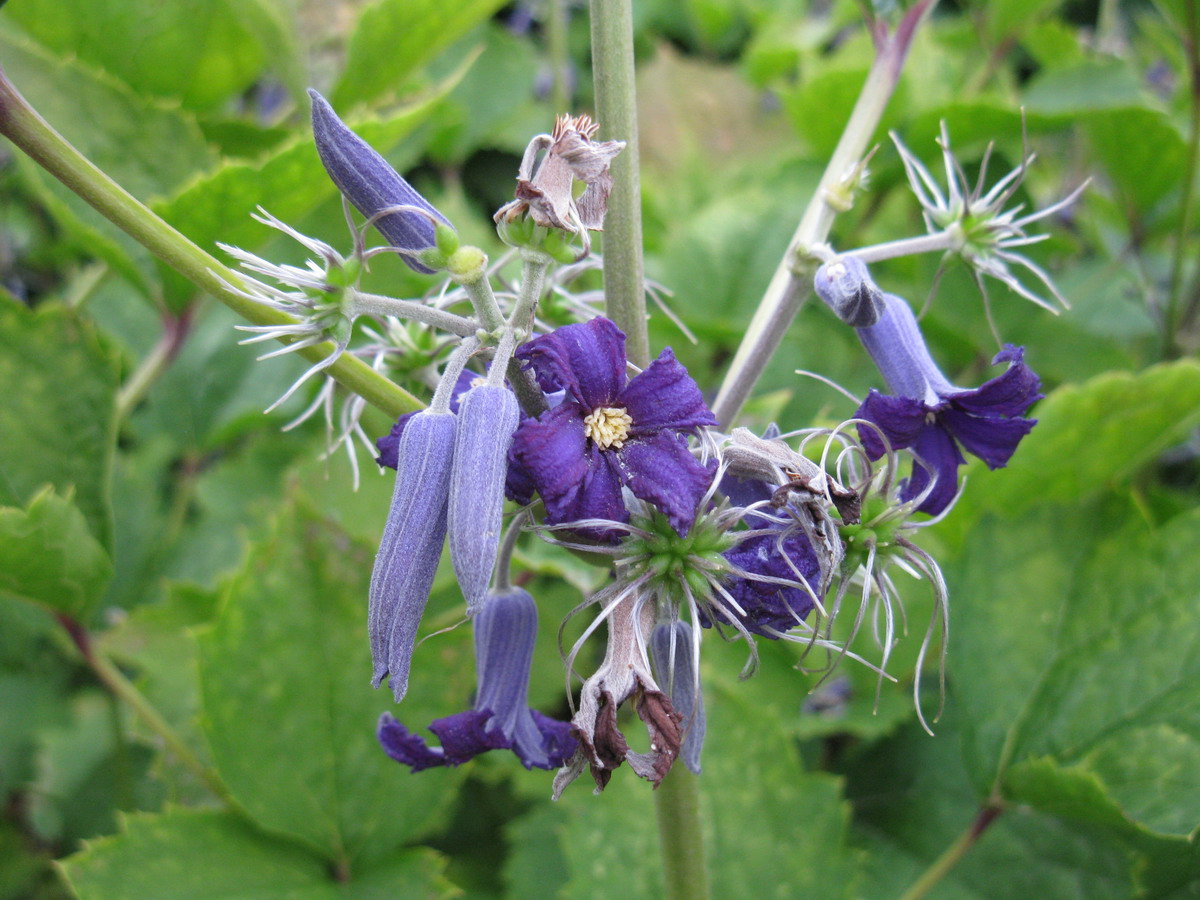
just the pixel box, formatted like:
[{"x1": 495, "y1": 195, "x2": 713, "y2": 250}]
[
  {"x1": 948, "y1": 501, "x2": 1200, "y2": 840},
  {"x1": 5, "y1": 0, "x2": 299, "y2": 112},
  {"x1": 197, "y1": 495, "x2": 470, "y2": 867},
  {"x1": 0, "y1": 490, "x2": 113, "y2": 621},
  {"x1": 60, "y1": 809, "x2": 455, "y2": 900},
  {"x1": 0, "y1": 301, "x2": 118, "y2": 550},
  {"x1": 332, "y1": 0, "x2": 507, "y2": 108}
]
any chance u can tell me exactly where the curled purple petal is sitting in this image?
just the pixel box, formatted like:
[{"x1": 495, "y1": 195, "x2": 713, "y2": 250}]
[
  {"x1": 855, "y1": 390, "x2": 928, "y2": 459},
  {"x1": 370, "y1": 411, "x2": 455, "y2": 701},
  {"x1": 310, "y1": 89, "x2": 451, "y2": 273},
  {"x1": 516, "y1": 317, "x2": 626, "y2": 409},
  {"x1": 619, "y1": 432, "x2": 716, "y2": 535},
  {"x1": 901, "y1": 423, "x2": 965, "y2": 515},
  {"x1": 947, "y1": 345, "x2": 1043, "y2": 417},
  {"x1": 618, "y1": 347, "x2": 719, "y2": 434},
  {"x1": 716, "y1": 530, "x2": 821, "y2": 636},
  {"x1": 941, "y1": 407, "x2": 1036, "y2": 470}
]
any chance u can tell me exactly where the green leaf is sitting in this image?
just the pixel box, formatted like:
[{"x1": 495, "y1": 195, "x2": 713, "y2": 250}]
[
  {"x1": 0, "y1": 490, "x2": 113, "y2": 621},
  {"x1": 957, "y1": 361, "x2": 1200, "y2": 521},
  {"x1": 5, "y1": 0, "x2": 300, "y2": 112},
  {"x1": 1085, "y1": 108, "x2": 1189, "y2": 218},
  {"x1": 0, "y1": 301, "x2": 118, "y2": 550},
  {"x1": 1022, "y1": 60, "x2": 1148, "y2": 115},
  {"x1": 332, "y1": 0, "x2": 507, "y2": 108},
  {"x1": 27, "y1": 692, "x2": 164, "y2": 845},
  {"x1": 60, "y1": 809, "x2": 455, "y2": 900},
  {"x1": 947, "y1": 501, "x2": 1200, "y2": 840},
  {"x1": 196, "y1": 495, "x2": 469, "y2": 866}
]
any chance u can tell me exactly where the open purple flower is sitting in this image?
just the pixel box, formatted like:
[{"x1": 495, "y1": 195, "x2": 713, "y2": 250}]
[
  {"x1": 378, "y1": 587, "x2": 576, "y2": 772},
  {"x1": 852, "y1": 289, "x2": 1042, "y2": 515},
  {"x1": 508, "y1": 317, "x2": 717, "y2": 536},
  {"x1": 708, "y1": 528, "x2": 822, "y2": 637}
]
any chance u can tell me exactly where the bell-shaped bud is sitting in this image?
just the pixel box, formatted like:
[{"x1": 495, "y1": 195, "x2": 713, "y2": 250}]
[
  {"x1": 369, "y1": 409, "x2": 456, "y2": 702},
  {"x1": 449, "y1": 385, "x2": 521, "y2": 615},
  {"x1": 856, "y1": 291, "x2": 957, "y2": 405},
  {"x1": 813, "y1": 256, "x2": 885, "y2": 327},
  {"x1": 649, "y1": 621, "x2": 706, "y2": 774},
  {"x1": 309, "y1": 89, "x2": 452, "y2": 274}
]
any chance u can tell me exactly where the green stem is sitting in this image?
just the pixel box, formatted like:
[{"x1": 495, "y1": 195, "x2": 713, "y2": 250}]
[
  {"x1": 710, "y1": 1, "x2": 935, "y2": 427},
  {"x1": 353, "y1": 292, "x2": 478, "y2": 336},
  {"x1": 1163, "y1": 0, "x2": 1200, "y2": 357},
  {"x1": 0, "y1": 64, "x2": 422, "y2": 419},
  {"x1": 654, "y1": 768, "x2": 710, "y2": 900},
  {"x1": 897, "y1": 801, "x2": 1004, "y2": 900},
  {"x1": 457, "y1": 269, "x2": 506, "y2": 332},
  {"x1": 590, "y1": 0, "x2": 649, "y2": 367},
  {"x1": 56, "y1": 614, "x2": 234, "y2": 807},
  {"x1": 115, "y1": 308, "x2": 194, "y2": 422}
]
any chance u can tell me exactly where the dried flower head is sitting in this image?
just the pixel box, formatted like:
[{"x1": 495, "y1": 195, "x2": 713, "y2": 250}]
[{"x1": 495, "y1": 114, "x2": 625, "y2": 256}]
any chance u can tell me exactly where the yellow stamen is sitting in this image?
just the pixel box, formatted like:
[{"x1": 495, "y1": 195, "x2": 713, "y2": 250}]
[{"x1": 583, "y1": 406, "x2": 633, "y2": 450}]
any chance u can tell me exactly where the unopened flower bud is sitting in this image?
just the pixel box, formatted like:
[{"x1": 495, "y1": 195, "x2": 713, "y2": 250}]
[
  {"x1": 449, "y1": 385, "x2": 521, "y2": 615},
  {"x1": 309, "y1": 89, "x2": 452, "y2": 274},
  {"x1": 814, "y1": 256, "x2": 885, "y2": 327},
  {"x1": 370, "y1": 410, "x2": 456, "y2": 702}
]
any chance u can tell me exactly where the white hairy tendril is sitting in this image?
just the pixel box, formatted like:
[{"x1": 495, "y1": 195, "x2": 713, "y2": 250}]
[{"x1": 583, "y1": 407, "x2": 633, "y2": 449}]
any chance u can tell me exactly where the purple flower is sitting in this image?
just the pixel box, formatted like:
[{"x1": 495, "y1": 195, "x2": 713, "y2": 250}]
[
  {"x1": 376, "y1": 369, "x2": 478, "y2": 469},
  {"x1": 309, "y1": 89, "x2": 452, "y2": 274},
  {"x1": 851, "y1": 291, "x2": 1042, "y2": 515},
  {"x1": 704, "y1": 529, "x2": 821, "y2": 637},
  {"x1": 378, "y1": 587, "x2": 576, "y2": 772},
  {"x1": 508, "y1": 317, "x2": 718, "y2": 536}
]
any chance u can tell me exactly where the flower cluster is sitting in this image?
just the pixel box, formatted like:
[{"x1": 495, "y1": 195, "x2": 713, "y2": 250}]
[{"x1": 221, "y1": 97, "x2": 1065, "y2": 794}]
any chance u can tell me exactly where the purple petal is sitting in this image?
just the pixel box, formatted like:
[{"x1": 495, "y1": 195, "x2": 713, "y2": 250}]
[
  {"x1": 717, "y1": 530, "x2": 820, "y2": 635},
  {"x1": 946, "y1": 345, "x2": 1043, "y2": 418},
  {"x1": 510, "y1": 404, "x2": 628, "y2": 531},
  {"x1": 856, "y1": 293, "x2": 956, "y2": 401},
  {"x1": 618, "y1": 431, "x2": 715, "y2": 534},
  {"x1": 473, "y1": 588, "x2": 538, "y2": 741},
  {"x1": 377, "y1": 713, "x2": 448, "y2": 772},
  {"x1": 618, "y1": 347, "x2": 718, "y2": 435},
  {"x1": 901, "y1": 423, "x2": 965, "y2": 516},
  {"x1": 370, "y1": 411, "x2": 455, "y2": 701},
  {"x1": 941, "y1": 408, "x2": 1036, "y2": 470},
  {"x1": 376, "y1": 369, "x2": 476, "y2": 469},
  {"x1": 309, "y1": 90, "x2": 451, "y2": 274},
  {"x1": 515, "y1": 317, "x2": 626, "y2": 410},
  {"x1": 429, "y1": 708, "x2": 510, "y2": 763},
  {"x1": 529, "y1": 710, "x2": 578, "y2": 767},
  {"x1": 855, "y1": 390, "x2": 930, "y2": 459}
]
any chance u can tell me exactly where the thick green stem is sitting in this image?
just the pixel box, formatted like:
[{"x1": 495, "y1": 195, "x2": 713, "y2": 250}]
[
  {"x1": 897, "y1": 801, "x2": 1004, "y2": 900},
  {"x1": 711, "y1": 2, "x2": 935, "y2": 427},
  {"x1": 0, "y1": 65, "x2": 422, "y2": 419},
  {"x1": 654, "y1": 768, "x2": 710, "y2": 900},
  {"x1": 590, "y1": 0, "x2": 649, "y2": 367}
]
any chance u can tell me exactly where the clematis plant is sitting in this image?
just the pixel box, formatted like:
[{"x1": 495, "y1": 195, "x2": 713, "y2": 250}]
[{"x1": 0, "y1": 2, "x2": 1091, "y2": 897}]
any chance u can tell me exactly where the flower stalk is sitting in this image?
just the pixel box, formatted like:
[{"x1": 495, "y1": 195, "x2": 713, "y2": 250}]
[
  {"x1": 711, "y1": 0, "x2": 937, "y2": 427},
  {"x1": 589, "y1": 0, "x2": 649, "y2": 368}
]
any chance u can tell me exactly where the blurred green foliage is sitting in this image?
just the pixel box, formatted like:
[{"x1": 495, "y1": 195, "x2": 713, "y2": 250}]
[{"x1": 1, "y1": 0, "x2": 1198, "y2": 897}]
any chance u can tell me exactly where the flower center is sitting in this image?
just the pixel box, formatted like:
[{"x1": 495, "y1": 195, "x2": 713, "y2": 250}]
[{"x1": 583, "y1": 406, "x2": 633, "y2": 449}]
